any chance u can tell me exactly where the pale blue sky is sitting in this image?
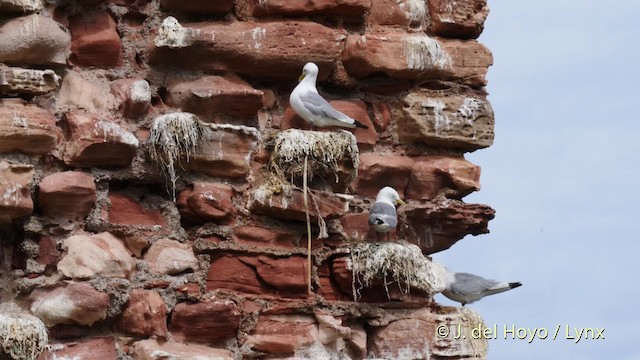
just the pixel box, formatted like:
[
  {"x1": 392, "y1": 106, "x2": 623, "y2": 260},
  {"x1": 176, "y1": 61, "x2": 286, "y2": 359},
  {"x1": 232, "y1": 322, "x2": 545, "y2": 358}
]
[{"x1": 433, "y1": 1, "x2": 640, "y2": 358}]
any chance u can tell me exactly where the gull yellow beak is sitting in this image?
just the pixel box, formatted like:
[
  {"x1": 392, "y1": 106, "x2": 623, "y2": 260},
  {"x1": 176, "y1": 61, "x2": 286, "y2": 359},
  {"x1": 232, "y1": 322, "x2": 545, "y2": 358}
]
[
  {"x1": 298, "y1": 73, "x2": 305, "y2": 82},
  {"x1": 396, "y1": 199, "x2": 405, "y2": 206}
]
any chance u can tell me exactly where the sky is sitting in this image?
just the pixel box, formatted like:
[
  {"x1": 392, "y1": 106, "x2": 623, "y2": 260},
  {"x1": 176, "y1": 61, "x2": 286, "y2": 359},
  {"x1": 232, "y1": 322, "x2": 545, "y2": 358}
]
[{"x1": 432, "y1": 0, "x2": 640, "y2": 358}]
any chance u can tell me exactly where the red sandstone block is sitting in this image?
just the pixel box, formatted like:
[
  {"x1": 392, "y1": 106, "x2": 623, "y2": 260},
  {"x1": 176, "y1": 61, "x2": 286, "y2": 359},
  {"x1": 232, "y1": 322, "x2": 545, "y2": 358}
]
[
  {"x1": 369, "y1": 319, "x2": 432, "y2": 358},
  {"x1": 237, "y1": 0, "x2": 371, "y2": 18},
  {"x1": 0, "y1": 15, "x2": 70, "y2": 66},
  {"x1": 29, "y1": 283, "x2": 110, "y2": 326},
  {"x1": 244, "y1": 314, "x2": 317, "y2": 355},
  {"x1": 241, "y1": 256, "x2": 308, "y2": 295},
  {"x1": 371, "y1": 102, "x2": 392, "y2": 131},
  {"x1": 169, "y1": 299, "x2": 241, "y2": 344},
  {"x1": 428, "y1": 0, "x2": 489, "y2": 39},
  {"x1": 207, "y1": 254, "x2": 308, "y2": 298},
  {"x1": 37, "y1": 236, "x2": 60, "y2": 268},
  {"x1": 207, "y1": 254, "x2": 266, "y2": 295},
  {"x1": 392, "y1": 91, "x2": 495, "y2": 151},
  {"x1": 317, "y1": 261, "x2": 350, "y2": 301},
  {"x1": 176, "y1": 282, "x2": 201, "y2": 298},
  {"x1": 114, "y1": 289, "x2": 168, "y2": 338},
  {"x1": 0, "y1": 99, "x2": 62, "y2": 155},
  {"x1": 184, "y1": 125, "x2": 259, "y2": 178},
  {"x1": 233, "y1": 225, "x2": 298, "y2": 249},
  {"x1": 0, "y1": 161, "x2": 34, "y2": 223},
  {"x1": 143, "y1": 239, "x2": 198, "y2": 275},
  {"x1": 352, "y1": 154, "x2": 414, "y2": 199},
  {"x1": 368, "y1": 0, "x2": 426, "y2": 27},
  {"x1": 45, "y1": 337, "x2": 117, "y2": 360},
  {"x1": 248, "y1": 187, "x2": 351, "y2": 222},
  {"x1": 177, "y1": 183, "x2": 236, "y2": 224},
  {"x1": 160, "y1": 0, "x2": 234, "y2": 14},
  {"x1": 406, "y1": 156, "x2": 480, "y2": 200},
  {"x1": 343, "y1": 32, "x2": 492, "y2": 87},
  {"x1": 108, "y1": 193, "x2": 166, "y2": 226},
  {"x1": 69, "y1": 11, "x2": 123, "y2": 67},
  {"x1": 38, "y1": 171, "x2": 96, "y2": 219},
  {"x1": 63, "y1": 111, "x2": 138, "y2": 168},
  {"x1": 132, "y1": 339, "x2": 233, "y2": 359},
  {"x1": 165, "y1": 75, "x2": 264, "y2": 119},
  {"x1": 110, "y1": 78, "x2": 151, "y2": 119},
  {"x1": 150, "y1": 19, "x2": 346, "y2": 81},
  {"x1": 401, "y1": 201, "x2": 495, "y2": 254}
]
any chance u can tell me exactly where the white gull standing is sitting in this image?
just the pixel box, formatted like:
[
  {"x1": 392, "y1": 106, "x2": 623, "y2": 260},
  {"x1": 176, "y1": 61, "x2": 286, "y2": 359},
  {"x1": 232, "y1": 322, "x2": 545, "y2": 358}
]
[
  {"x1": 290, "y1": 62, "x2": 368, "y2": 129},
  {"x1": 368, "y1": 186, "x2": 404, "y2": 241}
]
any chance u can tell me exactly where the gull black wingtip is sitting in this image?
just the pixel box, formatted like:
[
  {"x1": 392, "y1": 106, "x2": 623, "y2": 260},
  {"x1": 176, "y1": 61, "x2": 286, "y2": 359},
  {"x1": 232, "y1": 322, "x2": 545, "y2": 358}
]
[
  {"x1": 354, "y1": 120, "x2": 369, "y2": 129},
  {"x1": 509, "y1": 282, "x2": 523, "y2": 289}
]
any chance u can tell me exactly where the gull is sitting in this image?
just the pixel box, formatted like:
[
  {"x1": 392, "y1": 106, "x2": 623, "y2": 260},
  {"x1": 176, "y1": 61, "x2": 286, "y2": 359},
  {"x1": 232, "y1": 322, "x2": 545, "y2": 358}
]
[
  {"x1": 290, "y1": 62, "x2": 368, "y2": 129},
  {"x1": 440, "y1": 266, "x2": 522, "y2": 306},
  {"x1": 368, "y1": 186, "x2": 405, "y2": 241}
]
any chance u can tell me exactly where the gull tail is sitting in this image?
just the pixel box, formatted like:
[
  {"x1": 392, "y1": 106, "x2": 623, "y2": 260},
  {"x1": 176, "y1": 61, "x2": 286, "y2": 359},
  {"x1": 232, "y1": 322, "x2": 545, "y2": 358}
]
[
  {"x1": 508, "y1": 282, "x2": 522, "y2": 289},
  {"x1": 353, "y1": 119, "x2": 368, "y2": 129}
]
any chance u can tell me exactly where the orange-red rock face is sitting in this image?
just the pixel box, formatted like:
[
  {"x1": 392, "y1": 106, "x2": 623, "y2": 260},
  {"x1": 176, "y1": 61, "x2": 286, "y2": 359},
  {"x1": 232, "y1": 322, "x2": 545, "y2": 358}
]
[
  {"x1": 343, "y1": 33, "x2": 493, "y2": 87},
  {"x1": 166, "y1": 75, "x2": 265, "y2": 119},
  {"x1": 428, "y1": 0, "x2": 489, "y2": 39},
  {"x1": 44, "y1": 337, "x2": 118, "y2": 360},
  {"x1": 69, "y1": 11, "x2": 123, "y2": 67},
  {"x1": 0, "y1": 99, "x2": 62, "y2": 155},
  {"x1": 406, "y1": 156, "x2": 481, "y2": 200},
  {"x1": 248, "y1": 187, "x2": 352, "y2": 222},
  {"x1": 150, "y1": 20, "x2": 347, "y2": 80},
  {"x1": 57, "y1": 232, "x2": 136, "y2": 279},
  {"x1": 63, "y1": 111, "x2": 139, "y2": 167},
  {"x1": 108, "y1": 193, "x2": 166, "y2": 226},
  {"x1": 160, "y1": 0, "x2": 235, "y2": 14},
  {"x1": 177, "y1": 182, "x2": 236, "y2": 224},
  {"x1": 244, "y1": 314, "x2": 318, "y2": 355},
  {"x1": 368, "y1": 0, "x2": 426, "y2": 27},
  {"x1": 233, "y1": 225, "x2": 298, "y2": 249},
  {"x1": 0, "y1": 14, "x2": 70, "y2": 66},
  {"x1": 393, "y1": 91, "x2": 495, "y2": 150},
  {"x1": 353, "y1": 154, "x2": 415, "y2": 198},
  {"x1": 1, "y1": 1, "x2": 495, "y2": 358},
  {"x1": 38, "y1": 171, "x2": 96, "y2": 219},
  {"x1": 207, "y1": 254, "x2": 309, "y2": 298},
  {"x1": 114, "y1": 289, "x2": 168, "y2": 337},
  {"x1": 132, "y1": 338, "x2": 233, "y2": 359},
  {"x1": 0, "y1": 65, "x2": 59, "y2": 95},
  {"x1": 185, "y1": 125, "x2": 259, "y2": 178},
  {"x1": 110, "y1": 78, "x2": 151, "y2": 119},
  {"x1": 237, "y1": 0, "x2": 372, "y2": 18},
  {"x1": 28, "y1": 282, "x2": 110, "y2": 326},
  {"x1": 169, "y1": 299, "x2": 241, "y2": 344},
  {"x1": 0, "y1": 161, "x2": 34, "y2": 223}
]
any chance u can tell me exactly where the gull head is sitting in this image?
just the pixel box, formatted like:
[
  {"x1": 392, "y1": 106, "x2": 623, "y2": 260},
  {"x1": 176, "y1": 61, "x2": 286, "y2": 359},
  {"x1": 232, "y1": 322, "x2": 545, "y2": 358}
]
[
  {"x1": 376, "y1": 186, "x2": 405, "y2": 206},
  {"x1": 299, "y1": 62, "x2": 319, "y2": 82}
]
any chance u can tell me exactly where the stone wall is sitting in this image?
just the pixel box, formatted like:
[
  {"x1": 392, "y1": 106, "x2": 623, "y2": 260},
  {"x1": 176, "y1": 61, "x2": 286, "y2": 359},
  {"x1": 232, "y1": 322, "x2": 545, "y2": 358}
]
[{"x1": 0, "y1": 0, "x2": 495, "y2": 359}]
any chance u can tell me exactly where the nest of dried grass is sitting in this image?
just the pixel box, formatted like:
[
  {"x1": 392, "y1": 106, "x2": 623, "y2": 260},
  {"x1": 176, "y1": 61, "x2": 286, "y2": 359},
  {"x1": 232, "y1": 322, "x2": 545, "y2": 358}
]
[
  {"x1": 0, "y1": 302, "x2": 48, "y2": 360},
  {"x1": 148, "y1": 112, "x2": 206, "y2": 200},
  {"x1": 349, "y1": 242, "x2": 440, "y2": 301},
  {"x1": 269, "y1": 129, "x2": 359, "y2": 187}
]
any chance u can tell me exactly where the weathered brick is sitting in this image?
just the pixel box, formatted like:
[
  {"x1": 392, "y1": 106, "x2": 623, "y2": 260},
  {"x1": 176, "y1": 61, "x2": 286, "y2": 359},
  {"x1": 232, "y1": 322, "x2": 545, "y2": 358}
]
[{"x1": 150, "y1": 18, "x2": 346, "y2": 80}]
